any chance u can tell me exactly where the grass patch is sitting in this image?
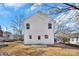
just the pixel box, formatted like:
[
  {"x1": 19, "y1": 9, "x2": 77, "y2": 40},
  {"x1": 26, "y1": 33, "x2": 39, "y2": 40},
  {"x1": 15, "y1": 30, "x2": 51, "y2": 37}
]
[{"x1": 0, "y1": 41, "x2": 79, "y2": 56}]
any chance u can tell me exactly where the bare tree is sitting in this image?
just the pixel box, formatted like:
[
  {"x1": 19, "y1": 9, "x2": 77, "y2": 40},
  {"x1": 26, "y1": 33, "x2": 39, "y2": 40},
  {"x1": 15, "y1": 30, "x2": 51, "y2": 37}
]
[
  {"x1": 10, "y1": 14, "x2": 24, "y2": 40},
  {"x1": 42, "y1": 4, "x2": 79, "y2": 33},
  {"x1": 63, "y1": 3, "x2": 79, "y2": 10}
]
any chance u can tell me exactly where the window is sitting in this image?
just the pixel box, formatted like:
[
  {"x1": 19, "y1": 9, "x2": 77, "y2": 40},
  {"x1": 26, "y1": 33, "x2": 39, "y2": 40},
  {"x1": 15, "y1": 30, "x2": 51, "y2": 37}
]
[
  {"x1": 29, "y1": 35, "x2": 32, "y2": 39},
  {"x1": 8, "y1": 35, "x2": 10, "y2": 37},
  {"x1": 76, "y1": 37, "x2": 78, "y2": 41},
  {"x1": 48, "y1": 23, "x2": 52, "y2": 29},
  {"x1": 26, "y1": 23, "x2": 30, "y2": 29},
  {"x1": 45, "y1": 35, "x2": 48, "y2": 39},
  {"x1": 38, "y1": 36, "x2": 41, "y2": 40},
  {"x1": 72, "y1": 38, "x2": 74, "y2": 41}
]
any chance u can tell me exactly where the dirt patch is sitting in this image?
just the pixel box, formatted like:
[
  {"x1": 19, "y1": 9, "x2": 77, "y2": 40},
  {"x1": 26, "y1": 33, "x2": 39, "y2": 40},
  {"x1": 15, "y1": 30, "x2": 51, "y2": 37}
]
[{"x1": 0, "y1": 41, "x2": 79, "y2": 56}]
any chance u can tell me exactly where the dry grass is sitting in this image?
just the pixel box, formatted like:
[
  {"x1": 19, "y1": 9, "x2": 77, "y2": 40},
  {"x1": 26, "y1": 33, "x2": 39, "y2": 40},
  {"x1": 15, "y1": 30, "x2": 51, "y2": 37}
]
[
  {"x1": 42, "y1": 47, "x2": 79, "y2": 56},
  {"x1": 0, "y1": 41, "x2": 79, "y2": 56}
]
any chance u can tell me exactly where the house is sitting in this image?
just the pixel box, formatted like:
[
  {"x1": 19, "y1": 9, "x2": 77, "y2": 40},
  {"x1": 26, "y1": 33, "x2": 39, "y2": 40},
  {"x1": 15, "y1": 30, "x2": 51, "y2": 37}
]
[
  {"x1": 0, "y1": 25, "x2": 3, "y2": 37},
  {"x1": 23, "y1": 11, "x2": 55, "y2": 44},
  {"x1": 70, "y1": 32, "x2": 79, "y2": 45},
  {"x1": 0, "y1": 26, "x2": 4, "y2": 41},
  {"x1": 0, "y1": 25, "x2": 14, "y2": 41},
  {"x1": 3, "y1": 31, "x2": 14, "y2": 40}
]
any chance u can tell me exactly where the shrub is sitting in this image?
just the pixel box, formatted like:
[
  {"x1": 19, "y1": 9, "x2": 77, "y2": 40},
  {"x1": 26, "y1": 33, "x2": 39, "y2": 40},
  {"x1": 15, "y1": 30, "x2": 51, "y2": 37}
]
[{"x1": 60, "y1": 36, "x2": 70, "y2": 43}]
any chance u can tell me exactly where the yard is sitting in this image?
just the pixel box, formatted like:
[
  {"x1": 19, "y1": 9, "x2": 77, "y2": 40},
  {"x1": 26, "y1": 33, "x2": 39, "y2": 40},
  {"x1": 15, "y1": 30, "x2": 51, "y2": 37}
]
[{"x1": 0, "y1": 41, "x2": 79, "y2": 56}]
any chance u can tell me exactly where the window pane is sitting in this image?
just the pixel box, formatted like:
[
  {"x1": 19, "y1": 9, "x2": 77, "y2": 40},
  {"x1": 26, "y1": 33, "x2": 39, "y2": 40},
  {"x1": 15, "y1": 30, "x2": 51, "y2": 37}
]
[
  {"x1": 26, "y1": 23, "x2": 30, "y2": 26},
  {"x1": 8, "y1": 35, "x2": 10, "y2": 37},
  {"x1": 26, "y1": 23, "x2": 30, "y2": 29},
  {"x1": 76, "y1": 38, "x2": 78, "y2": 41},
  {"x1": 38, "y1": 36, "x2": 41, "y2": 40},
  {"x1": 45, "y1": 35, "x2": 48, "y2": 39},
  {"x1": 27, "y1": 27, "x2": 30, "y2": 29},
  {"x1": 72, "y1": 38, "x2": 74, "y2": 41},
  {"x1": 48, "y1": 23, "x2": 52, "y2": 29},
  {"x1": 29, "y1": 35, "x2": 32, "y2": 39}
]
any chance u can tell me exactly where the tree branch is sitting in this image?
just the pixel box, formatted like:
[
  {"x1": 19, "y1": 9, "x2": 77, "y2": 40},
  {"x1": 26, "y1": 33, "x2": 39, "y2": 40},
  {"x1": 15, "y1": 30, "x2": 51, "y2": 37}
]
[{"x1": 64, "y1": 3, "x2": 79, "y2": 10}]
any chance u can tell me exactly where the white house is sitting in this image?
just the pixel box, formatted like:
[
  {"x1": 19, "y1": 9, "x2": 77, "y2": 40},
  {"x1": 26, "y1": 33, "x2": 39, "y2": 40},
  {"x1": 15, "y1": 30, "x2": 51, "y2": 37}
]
[
  {"x1": 0, "y1": 25, "x2": 14, "y2": 41},
  {"x1": 23, "y1": 11, "x2": 55, "y2": 44},
  {"x1": 0, "y1": 31, "x2": 14, "y2": 41},
  {"x1": 3, "y1": 31, "x2": 14, "y2": 40},
  {"x1": 70, "y1": 32, "x2": 79, "y2": 45}
]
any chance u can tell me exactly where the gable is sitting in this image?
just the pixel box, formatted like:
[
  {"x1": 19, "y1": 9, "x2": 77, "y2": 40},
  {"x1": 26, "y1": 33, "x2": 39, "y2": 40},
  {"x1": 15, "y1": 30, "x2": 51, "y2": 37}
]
[{"x1": 23, "y1": 11, "x2": 55, "y2": 24}]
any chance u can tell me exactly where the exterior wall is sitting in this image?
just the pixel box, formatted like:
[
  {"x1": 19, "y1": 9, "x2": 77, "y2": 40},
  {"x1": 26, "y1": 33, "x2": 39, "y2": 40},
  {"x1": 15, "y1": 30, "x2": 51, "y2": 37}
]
[
  {"x1": 23, "y1": 12, "x2": 54, "y2": 44},
  {"x1": 76, "y1": 38, "x2": 79, "y2": 45},
  {"x1": 3, "y1": 32, "x2": 14, "y2": 40},
  {"x1": 70, "y1": 38, "x2": 77, "y2": 44},
  {"x1": 8, "y1": 34, "x2": 14, "y2": 40},
  {"x1": 0, "y1": 35, "x2": 14, "y2": 41},
  {"x1": 0, "y1": 37, "x2": 6, "y2": 41},
  {"x1": 70, "y1": 37, "x2": 79, "y2": 45}
]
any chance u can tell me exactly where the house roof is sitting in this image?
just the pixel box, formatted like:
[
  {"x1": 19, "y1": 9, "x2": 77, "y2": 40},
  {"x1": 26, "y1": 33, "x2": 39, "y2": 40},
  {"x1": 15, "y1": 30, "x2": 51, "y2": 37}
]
[
  {"x1": 70, "y1": 32, "x2": 79, "y2": 38},
  {"x1": 23, "y1": 11, "x2": 56, "y2": 24},
  {"x1": 3, "y1": 31, "x2": 12, "y2": 34}
]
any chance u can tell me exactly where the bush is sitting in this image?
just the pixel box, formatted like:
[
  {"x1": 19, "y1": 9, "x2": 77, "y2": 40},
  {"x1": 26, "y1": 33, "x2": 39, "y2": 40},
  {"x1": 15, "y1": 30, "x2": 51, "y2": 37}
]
[{"x1": 60, "y1": 36, "x2": 70, "y2": 43}]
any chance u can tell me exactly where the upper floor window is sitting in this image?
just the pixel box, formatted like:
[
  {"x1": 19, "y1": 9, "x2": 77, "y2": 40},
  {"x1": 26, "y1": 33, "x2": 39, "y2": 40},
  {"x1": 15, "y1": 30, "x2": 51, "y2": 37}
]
[
  {"x1": 26, "y1": 23, "x2": 30, "y2": 29},
  {"x1": 45, "y1": 35, "x2": 48, "y2": 39},
  {"x1": 48, "y1": 23, "x2": 52, "y2": 29}
]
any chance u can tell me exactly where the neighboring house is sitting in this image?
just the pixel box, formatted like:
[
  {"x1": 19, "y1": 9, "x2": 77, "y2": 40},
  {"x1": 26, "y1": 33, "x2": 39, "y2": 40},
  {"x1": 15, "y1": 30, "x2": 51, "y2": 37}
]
[
  {"x1": 70, "y1": 32, "x2": 79, "y2": 45},
  {"x1": 23, "y1": 11, "x2": 55, "y2": 44},
  {"x1": 0, "y1": 25, "x2": 14, "y2": 41},
  {"x1": 0, "y1": 26, "x2": 3, "y2": 37},
  {"x1": 0, "y1": 25, "x2": 4, "y2": 41},
  {"x1": 3, "y1": 31, "x2": 14, "y2": 40}
]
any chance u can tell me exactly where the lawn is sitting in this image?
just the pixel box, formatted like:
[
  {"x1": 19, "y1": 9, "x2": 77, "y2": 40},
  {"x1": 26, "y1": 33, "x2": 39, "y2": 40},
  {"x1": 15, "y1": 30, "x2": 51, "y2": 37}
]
[{"x1": 0, "y1": 41, "x2": 79, "y2": 56}]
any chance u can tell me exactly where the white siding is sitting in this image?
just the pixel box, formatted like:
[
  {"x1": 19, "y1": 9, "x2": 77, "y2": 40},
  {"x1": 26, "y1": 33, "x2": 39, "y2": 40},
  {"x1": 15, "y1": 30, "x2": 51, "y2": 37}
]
[
  {"x1": 70, "y1": 37, "x2": 79, "y2": 45},
  {"x1": 0, "y1": 37, "x2": 6, "y2": 41},
  {"x1": 70, "y1": 38, "x2": 77, "y2": 44},
  {"x1": 3, "y1": 32, "x2": 14, "y2": 40},
  {"x1": 76, "y1": 38, "x2": 79, "y2": 45},
  {"x1": 23, "y1": 11, "x2": 54, "y2": 44}
]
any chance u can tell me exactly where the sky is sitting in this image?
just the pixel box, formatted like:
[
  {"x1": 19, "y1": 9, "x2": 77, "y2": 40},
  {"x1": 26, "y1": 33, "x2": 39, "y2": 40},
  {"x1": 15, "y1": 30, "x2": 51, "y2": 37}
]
[{"x1": 0, "y1": 3, "x2": 79, "y2": 33}]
